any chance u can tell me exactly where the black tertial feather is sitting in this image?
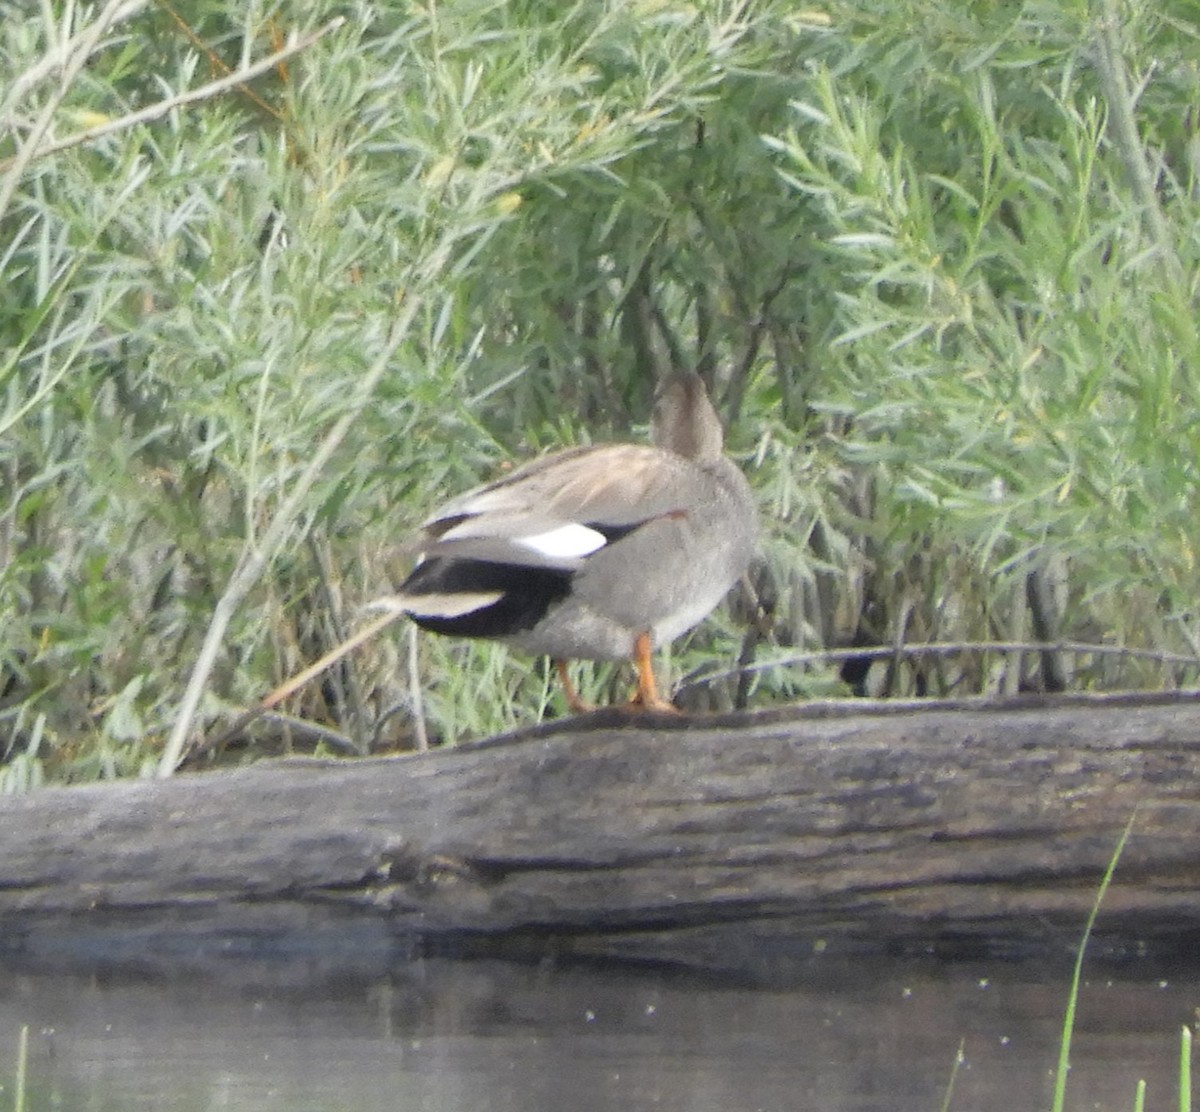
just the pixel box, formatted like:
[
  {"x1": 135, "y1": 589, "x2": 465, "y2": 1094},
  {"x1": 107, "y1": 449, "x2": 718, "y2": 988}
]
[
  {"x1": 401, "y1": 556, "x2": 573, "y2": 639},
  {"x1": 586, "y1": 520, "x2": 643, "y2": 544}
]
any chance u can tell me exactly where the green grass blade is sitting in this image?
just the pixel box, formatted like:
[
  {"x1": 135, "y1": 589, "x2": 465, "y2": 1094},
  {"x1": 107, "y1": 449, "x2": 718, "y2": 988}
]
[
  {"x1": 938, "y1": 1037, "x2": 966, "y2": 1112},
  {"x1": 14, "y1": 1023, "x2": 27, "y2": 1112},
  {"x1": 1050, "y1": 810, "x2": 1137, "y2": 1112},
  {"x1": 1181, "y1": 1024, "x2": 1193, "y2": 1112}
]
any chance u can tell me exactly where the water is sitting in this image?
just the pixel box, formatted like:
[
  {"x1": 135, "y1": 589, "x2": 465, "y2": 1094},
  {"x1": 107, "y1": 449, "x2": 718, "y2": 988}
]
[{"x1": 0, "y1": 957, "x2": 1193, "y2": 1111}]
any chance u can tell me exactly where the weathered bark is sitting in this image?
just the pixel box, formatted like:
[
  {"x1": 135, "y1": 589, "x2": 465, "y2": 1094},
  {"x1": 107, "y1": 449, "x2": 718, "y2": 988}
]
[{"x1": 1, "y1": 692, "x2": 1198, "y2": 979}]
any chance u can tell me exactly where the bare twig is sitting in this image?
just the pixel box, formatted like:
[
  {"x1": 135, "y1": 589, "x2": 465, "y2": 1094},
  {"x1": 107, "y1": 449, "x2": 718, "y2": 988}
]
[
  {"x1": 0, "y1": 0, "x2": 148, "y2": 130},
  {"x1": 1026, "y1": 563, "x2": 1067, "y2": 693},
  {"x1": 308, "y1": 533, "x2": 371, "y2": 754},
  {"x1": 1093, "y1": 0, "x2": 1185, "y2": 290},
  {"x1": 260, "y1": 712, "x2": 359, "y2": 754},
  {"x1": 154, "y1": 0, "x2": 283, "y2": 120},
  {"x1": 157, "y1": 301, "x2": 413, "y2": 778},
  {"x1": 247, "y1": 712, "x2": 359, "y2": 755},
  {"x1": 185, "y1": 619, "x2": 1200, "y2": 765},
  {"x1": 0, "y1": 0, "x2": 143, "y2": 224},
  {"x1": 407, "y1": 623, "x2": 429, "y2": 752},
  {"x1": 188, "y1": 606, "x2": 408, "y2": 765},
  {"x1": 0, "y1": 17, "x2": 345, "y2": 177},
  {"x1": 701, "y1": 638, "x2": 1200, "y2": 688},
  {"x1": 726, "y1": 264, "x2": 794, "y2": 425},
  {"x1": 1003, "y1": 574, "x2": 1027, "y2": 697},
  {"x1": 180, "y1": 710, "x2": 359, "y2": 769}
]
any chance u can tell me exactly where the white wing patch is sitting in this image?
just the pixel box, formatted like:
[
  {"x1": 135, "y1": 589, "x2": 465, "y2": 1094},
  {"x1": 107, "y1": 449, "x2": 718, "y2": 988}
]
[
  {"x1": 402, "y1": 591, "x2": 505, "y2": 618},
  {"x1": 514, "y1": 523, "x2": 607, "y2": 560}
]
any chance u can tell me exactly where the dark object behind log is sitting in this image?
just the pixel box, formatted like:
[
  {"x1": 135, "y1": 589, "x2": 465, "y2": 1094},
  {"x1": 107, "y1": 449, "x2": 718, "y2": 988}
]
[{"x1": 1, "y1": 692, "x2": 1198, "y2": 981}]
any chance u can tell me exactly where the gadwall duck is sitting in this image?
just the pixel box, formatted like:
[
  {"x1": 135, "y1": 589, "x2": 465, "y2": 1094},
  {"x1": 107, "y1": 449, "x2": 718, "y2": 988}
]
[{"x1": 395, "y1": 373, "x2": 757, "y2": 711}]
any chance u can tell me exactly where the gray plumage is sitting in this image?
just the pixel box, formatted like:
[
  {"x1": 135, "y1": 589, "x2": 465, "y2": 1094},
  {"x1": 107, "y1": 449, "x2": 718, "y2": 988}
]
[{"x1": 396, "y1": 373, "x2": 757, "y2": 705}]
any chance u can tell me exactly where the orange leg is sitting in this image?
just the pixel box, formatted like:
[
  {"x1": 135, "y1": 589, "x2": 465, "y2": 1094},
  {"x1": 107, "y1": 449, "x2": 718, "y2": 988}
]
[
  {"x1": 628, "y1": 631, "x2": 679, "y2": 713},
  {"x1": 554, "y1": 659, "x2": 595, "y2": 714}
]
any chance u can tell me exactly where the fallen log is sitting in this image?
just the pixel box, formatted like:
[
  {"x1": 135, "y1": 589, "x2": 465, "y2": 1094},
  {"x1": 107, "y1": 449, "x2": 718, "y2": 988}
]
[{"x1": 1, "y1": 691, "x2": 1198, "y2": 980}]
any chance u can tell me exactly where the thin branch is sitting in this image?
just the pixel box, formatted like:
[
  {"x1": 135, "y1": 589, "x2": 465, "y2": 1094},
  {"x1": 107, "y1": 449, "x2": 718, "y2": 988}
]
[
  {"x1": 307, "y1": 533, "x2": 371, "y2": 754},
  {"x1": 407, "y1": 623, "x2": 429, "y2": 752},
  {"x1": 0, "y1": 0, "x2": 149, "y2": 128},
  {"x1": 200, "y1": 628, "x2": 1200, "y2": 762},
  {"x1": 153, "y1": 0, "x2": 283, "y2": 120},
  {"x1": 156, "y1": 300, "x2": 410, "y2": 779},
  {"x1": 726, "y1": 264, "x2": 794, "y2": 424},
  {"x1": 0, "y1": 17, "x2": 345, "y2": 176},
  {"x1": 1093, "y1": 0, "x2": 1185, "y2": 290},
  {"x1": 699, "y1": 639, "x2": 1200, "y2": 688},
  {"x1": 250, "y1": 712, "x2": 359, "y2": 755},
  {"x1": 183, "y1": 607, "x2": 408, "y2": 767},
  {"x1": 179, "y1": 710, "x2": 360, "y2": 769},
  {"x1": 0, "y1": 0, "x2": 142, "y2": 224}
]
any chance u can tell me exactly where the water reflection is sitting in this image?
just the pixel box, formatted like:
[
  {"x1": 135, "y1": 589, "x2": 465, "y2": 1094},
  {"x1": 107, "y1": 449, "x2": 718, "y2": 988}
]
[{"x1": 0, "y1": 958, "x2": 1193, "y2": 1111}]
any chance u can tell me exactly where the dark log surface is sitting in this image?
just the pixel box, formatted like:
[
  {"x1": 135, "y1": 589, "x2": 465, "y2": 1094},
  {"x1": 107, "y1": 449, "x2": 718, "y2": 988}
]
[{"x1": 2, "y1": 692, "x2": 1199, "y2": 980}]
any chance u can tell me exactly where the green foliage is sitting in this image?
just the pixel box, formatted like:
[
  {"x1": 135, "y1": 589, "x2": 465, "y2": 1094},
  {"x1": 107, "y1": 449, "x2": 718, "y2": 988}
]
[
  {"x1": 1, "y1": 0, "x2": 1199, "y2": 775},
  {"x1": 759, "y1": 0, "x2": 1200, "y2": 686}
]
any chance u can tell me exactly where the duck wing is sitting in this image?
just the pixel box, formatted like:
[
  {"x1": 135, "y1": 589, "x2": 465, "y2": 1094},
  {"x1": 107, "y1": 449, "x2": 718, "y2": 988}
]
[
  {"x1": 398, "y1": 443, "x2": 705, "y2": 640},
  {"x1": 418, "y1": 443, "x2": 695, "y2": 569}
]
